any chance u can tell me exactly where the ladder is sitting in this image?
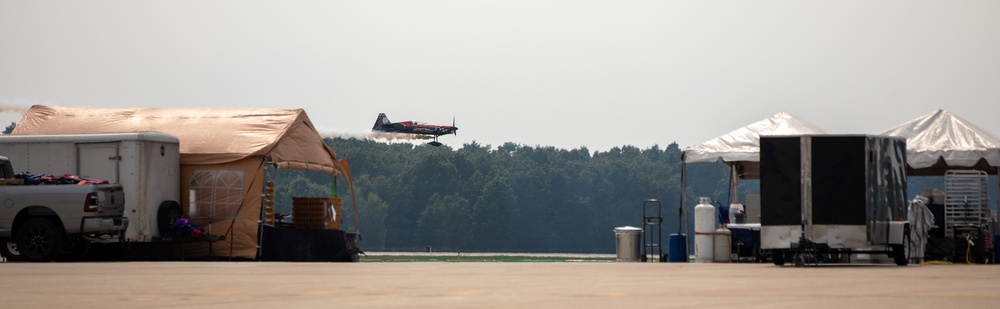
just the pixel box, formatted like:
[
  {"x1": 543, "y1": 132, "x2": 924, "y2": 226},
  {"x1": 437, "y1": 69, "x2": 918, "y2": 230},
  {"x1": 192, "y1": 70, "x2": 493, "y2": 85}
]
[
  {"x1": 643, "y1": 199, "x2": 664, "y2": 262},
  {"x1": 944, "y1": 170, "x2": 989, "y2": 238}
]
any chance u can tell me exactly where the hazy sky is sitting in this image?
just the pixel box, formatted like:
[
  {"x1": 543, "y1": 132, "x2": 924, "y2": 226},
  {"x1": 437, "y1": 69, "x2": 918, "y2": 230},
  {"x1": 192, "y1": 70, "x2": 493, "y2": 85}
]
[{"x1": 2, "y1": 1, "x2": 999, "y2": 152}]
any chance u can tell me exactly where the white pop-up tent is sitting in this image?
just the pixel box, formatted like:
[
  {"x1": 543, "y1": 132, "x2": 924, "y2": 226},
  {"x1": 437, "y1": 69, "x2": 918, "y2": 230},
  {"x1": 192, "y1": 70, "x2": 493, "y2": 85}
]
[
  {"x1": 881, "y1": 109, "x2": 1000, "y2": 176},
  {"x1": 683, "y1": 111, "x2": 828, "y2": 180},
  {"x1": 881, "y1": 109, "x2": 1000, "y2": 262},
  {"x1": 681, "y1": 112, "x2": 827, "y2": 199},
  {"x1": 679, "y1": 112, "x2": 827, "y2": 251}
]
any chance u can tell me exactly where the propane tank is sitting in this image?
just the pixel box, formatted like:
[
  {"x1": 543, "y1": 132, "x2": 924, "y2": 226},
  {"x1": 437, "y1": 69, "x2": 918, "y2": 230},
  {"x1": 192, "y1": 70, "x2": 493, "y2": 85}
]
[
  {"x1": 713, "y1": 227, "x2": 731, "y2": 262},
  {"x1": 729, "y1": 202, "x2": 745, "y2": 224},
  {"x1": 694, "y1": 197, "x2": 717, "y2": 263}
]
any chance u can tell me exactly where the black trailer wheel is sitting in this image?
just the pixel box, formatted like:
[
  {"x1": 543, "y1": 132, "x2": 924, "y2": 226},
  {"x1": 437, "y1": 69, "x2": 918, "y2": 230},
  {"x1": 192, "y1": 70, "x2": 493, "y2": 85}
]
[
  {"x1": 771, "y1": 249, "x2": 786, "y2": 266},
  {"x1": 892, "y1": 244, "x2": 908, "y2": 266},
  {"x1": 0, "y1": 239, "x2": 22, "y2": 261},
  {"x1": 893, "y1": 229, "x2": 910, "y2": 266},
  {"x1": 57, "y1": 238, "x2": 92, "y2": 262},
  {"x1": 157, "y1": 200, "x2": 182, "y2": 236},
  {"x1": 16, "y1": 218, "x2": 66, "y2": 262},
  {"x1": 893, "y1": 225, "x2": 910, "y2": 266}
]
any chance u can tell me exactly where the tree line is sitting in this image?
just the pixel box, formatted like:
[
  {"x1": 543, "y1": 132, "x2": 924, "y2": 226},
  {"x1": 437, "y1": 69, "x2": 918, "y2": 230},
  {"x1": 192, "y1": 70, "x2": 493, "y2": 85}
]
[
  {"x1": 268, "y1": 138, "x2": 741, "y2": 253},
  {"x1": 6, "y1": 122, "x2": 964, "y2": 253}
]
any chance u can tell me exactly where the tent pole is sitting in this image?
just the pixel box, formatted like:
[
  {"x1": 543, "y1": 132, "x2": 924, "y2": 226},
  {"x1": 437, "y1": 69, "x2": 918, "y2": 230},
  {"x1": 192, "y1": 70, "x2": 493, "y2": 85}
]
[
  {"x1": 681, "y1": 155, "x2": 689, "y2": 259},
  {"x1": 257, "y1": 161, "x2": 271, "y2": 261},
  {"x1": 730, "y1": 164, "x2": 739, "y2": 204}
]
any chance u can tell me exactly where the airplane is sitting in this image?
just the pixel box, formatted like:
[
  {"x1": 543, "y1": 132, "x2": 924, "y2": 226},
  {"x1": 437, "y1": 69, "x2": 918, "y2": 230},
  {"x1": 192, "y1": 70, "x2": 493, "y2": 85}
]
[{"x1": 371, "y1": 113, "x2": 458, "y2": 147}]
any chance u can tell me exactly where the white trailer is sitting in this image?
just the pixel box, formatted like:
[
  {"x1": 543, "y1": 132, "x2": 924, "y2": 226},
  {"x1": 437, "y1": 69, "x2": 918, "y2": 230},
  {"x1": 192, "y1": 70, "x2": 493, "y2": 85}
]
[{"x1": 0, "y1": 132, "x2": 181, "y2": 242}]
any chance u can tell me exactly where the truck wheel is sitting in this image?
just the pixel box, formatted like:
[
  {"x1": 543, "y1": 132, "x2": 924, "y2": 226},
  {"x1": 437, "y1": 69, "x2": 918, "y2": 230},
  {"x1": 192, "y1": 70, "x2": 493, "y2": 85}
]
[
  {"x1": 16, "y1": 218, "x2": 66, "y2": 262},
  {"x1": 0, "y1": 239, "x2": 23, "y2": 261},
  {"x1": 157, "y1": 201, "x2": 182, "y2": 236}
]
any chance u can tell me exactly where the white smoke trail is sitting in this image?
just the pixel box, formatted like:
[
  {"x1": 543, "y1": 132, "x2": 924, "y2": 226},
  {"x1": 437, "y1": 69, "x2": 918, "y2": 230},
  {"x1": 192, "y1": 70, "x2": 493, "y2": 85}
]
[
  {"x1": 318, "y1": 130, "x2": 434, "y2": 144},
  {"x1": 0, "y1": 103, "x2": 29, "y2": 115}
]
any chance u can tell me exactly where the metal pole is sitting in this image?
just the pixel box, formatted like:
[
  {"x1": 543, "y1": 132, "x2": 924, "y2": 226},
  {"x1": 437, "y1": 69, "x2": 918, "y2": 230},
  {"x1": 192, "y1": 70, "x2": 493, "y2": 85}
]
[
  {"x1": 800, "y1": 136, "x2": 813, "y2": 241},
  {"x1": 681, "y1": 154, "x2": 690, "y2": 258},
  {"x1": 257, "y1": 162, "x2": 271, "y2": 261}
]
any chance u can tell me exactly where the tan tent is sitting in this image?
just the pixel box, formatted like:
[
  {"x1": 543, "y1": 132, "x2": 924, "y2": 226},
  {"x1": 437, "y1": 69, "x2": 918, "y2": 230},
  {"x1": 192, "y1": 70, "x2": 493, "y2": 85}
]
[{"x1": 12, "y1": 105, "x2": 348, "y2": 259}]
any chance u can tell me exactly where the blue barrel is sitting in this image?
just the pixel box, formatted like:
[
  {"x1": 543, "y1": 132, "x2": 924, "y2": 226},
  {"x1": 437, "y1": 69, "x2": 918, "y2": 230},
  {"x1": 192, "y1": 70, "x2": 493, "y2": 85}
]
[{"x1": 668, "y1": 233, "x2": 688, "y2": 262}]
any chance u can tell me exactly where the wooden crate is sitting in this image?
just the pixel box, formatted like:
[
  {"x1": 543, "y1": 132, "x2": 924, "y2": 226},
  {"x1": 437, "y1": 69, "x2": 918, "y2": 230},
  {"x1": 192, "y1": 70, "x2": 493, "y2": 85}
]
[
  {"x1": 292, "y1": 197, "x2": 342, "y2": 230},
  {"x1": 0, "y1": 179, "x2": 24, "y2": 186}
]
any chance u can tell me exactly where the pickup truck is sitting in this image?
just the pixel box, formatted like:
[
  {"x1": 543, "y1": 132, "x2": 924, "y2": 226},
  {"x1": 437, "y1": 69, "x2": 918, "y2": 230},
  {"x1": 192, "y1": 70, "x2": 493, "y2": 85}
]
[{"x1": 0, "y1": 156, "x2": 129, "y2": 262}]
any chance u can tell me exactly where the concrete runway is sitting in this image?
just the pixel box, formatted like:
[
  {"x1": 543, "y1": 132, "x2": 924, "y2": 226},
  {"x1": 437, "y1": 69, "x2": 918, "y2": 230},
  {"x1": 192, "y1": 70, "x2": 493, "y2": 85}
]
[{"x1": 1, "y1": 261, "x2": 999, "y2": 308}]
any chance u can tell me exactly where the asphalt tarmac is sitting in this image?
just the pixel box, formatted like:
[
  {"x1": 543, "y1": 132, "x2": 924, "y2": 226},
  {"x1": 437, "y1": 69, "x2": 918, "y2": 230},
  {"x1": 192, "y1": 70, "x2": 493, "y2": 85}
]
[{"x1": 1, "y1": 261, "x2": 998, "y2": 308}]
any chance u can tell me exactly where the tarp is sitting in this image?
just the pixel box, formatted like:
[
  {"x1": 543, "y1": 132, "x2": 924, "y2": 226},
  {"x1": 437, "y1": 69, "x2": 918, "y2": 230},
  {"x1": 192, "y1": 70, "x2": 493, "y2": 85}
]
[
  {"x1": 881, "y1": 109, "x2": 1000, "y2": 175},
  {"x1": 12, "y1": 105, "x2": 341, "y2": 175},
  {"x1": 11, "y1": 105, "x2": 347, "y2": 259}
]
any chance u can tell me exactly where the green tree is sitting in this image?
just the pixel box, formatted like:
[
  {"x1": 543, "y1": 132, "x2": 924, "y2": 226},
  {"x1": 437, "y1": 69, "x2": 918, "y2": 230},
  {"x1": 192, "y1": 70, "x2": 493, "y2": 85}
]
[
  {"x1": 355, "y1": 191, "x2": 390, "y2": 248},
  {"x1": 285, "y1": 137, "x2": 732, "y2": 253},
  {"x1": 3, "y1": 121, "x2": 14, "y2": 134},
  {"x1": 417, "y1": 193, "x2": 472, "y2": 250},
  {"x1": 471, "y1": 175, "x2": 515, "y2": 250}
]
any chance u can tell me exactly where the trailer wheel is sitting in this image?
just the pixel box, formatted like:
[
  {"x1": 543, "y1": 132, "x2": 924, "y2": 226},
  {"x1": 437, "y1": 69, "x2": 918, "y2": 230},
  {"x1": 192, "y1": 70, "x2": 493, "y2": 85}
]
[
  {"x1": 771, "y1": 249, "x2": 786, "y2": 266},
  {"x1": 893, "y1": 232, "x2": 909, "y2": 266},
  {"x1": 57, "y1": 238, "x2": 92, "y2": 262},
  {"x1": 0, "y1": 239, "x2": 23, "y2": 261},
  {"x1": 892, "y1": 244, "x2": 908, "y2": 266},
  {"x1": 157, "y1": 201, "x2": 182, "y2": 236},
  {"x1": 16, "y1": 218, "x2": 66, "y2": 262}
]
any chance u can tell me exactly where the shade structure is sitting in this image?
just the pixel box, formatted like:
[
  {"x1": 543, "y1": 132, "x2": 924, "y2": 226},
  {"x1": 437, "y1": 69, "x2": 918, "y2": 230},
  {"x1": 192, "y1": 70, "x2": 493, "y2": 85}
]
[
  {"x1": 679, "y1": 112, "x2": 827, "y2": 255},
  {"x1": 11, "y1": 105, "x2": 350, "y2": 259},
  {"x1": 881, "y1": 109, "x2": 1000, "y2": 176},
  {"x1": 683, "y1": 111, "x2": 828, "y2": 179}
]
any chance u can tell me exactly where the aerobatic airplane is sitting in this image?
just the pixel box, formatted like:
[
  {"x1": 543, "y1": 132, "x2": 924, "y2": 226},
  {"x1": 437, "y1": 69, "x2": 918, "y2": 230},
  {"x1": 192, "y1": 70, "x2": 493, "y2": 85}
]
[{"x1": 371, "y1": 113, "x2": 458, "y2": 146}]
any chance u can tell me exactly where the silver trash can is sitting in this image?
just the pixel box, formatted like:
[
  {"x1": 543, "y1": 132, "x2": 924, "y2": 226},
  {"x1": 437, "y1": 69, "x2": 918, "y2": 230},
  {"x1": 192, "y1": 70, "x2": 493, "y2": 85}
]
[{"x1": 614, "y1": 226, "x2": 643, "y2": 262}]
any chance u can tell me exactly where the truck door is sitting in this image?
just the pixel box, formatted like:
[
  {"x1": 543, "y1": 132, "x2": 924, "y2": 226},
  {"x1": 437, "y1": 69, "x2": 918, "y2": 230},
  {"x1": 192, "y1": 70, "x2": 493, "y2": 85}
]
[{"x1": 78, "y1": 143, "x2": 120, "y2": 183}]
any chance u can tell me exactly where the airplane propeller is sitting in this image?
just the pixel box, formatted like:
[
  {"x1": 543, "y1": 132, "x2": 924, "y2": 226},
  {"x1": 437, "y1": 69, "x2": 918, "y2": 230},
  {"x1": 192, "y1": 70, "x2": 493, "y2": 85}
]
[{"x1": 452, "y1": 116, "x2": 457, "y2": 135}]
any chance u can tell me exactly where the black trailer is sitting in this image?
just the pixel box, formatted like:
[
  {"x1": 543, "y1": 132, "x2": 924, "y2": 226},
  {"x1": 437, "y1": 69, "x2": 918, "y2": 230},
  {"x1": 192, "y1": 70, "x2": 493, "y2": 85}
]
[{"x1": 760, "y1": 135, "x2": 910, "y2": 266}]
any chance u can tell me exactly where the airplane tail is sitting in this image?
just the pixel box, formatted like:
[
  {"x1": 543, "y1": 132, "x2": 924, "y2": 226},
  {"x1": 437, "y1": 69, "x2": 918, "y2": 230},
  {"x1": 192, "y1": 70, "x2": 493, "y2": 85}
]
[{"x1": 372, "y1": 113, "x2": 391, "y2": 131}]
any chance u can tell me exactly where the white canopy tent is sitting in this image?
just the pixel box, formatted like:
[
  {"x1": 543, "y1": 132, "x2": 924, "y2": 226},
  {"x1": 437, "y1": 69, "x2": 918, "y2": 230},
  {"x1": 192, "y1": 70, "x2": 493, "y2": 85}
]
[
  {"x1": 679, "y1": 112, "x2": 827, "y2": 252},
  {"x1": 881, "y1": 109, "x2": 1000, "y2": 263},
  {"x1": 881, "y1": 109, "x2": 1000, "y2": 176},
  {"x1": 684, "y1": 112, "x2": 829, "y2": 164},
  {"x1": 681, "y1": 112, "x2": 827, "y2": 201}
]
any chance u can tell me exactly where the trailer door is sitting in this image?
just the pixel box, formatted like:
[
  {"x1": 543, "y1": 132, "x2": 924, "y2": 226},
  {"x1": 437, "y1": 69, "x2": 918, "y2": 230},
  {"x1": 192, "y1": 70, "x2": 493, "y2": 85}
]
[{"x1": 78, "y1": 143, "x2": 120, "y2": 183}]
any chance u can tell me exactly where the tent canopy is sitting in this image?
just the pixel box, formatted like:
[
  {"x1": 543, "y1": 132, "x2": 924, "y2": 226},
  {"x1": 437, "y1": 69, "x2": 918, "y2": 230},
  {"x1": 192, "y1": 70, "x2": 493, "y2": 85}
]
[
  {"x1": 881, "y1": 109, "x2": 1000, "y2": 176},
  {"x1": 11, "y1": 105, "x2": 346, "y2": 259},
  {"x1": 682, "y1": 112, "x2": 827, "y2": 179},
  {"x1": 12, "y1": 105, "x2": 341, "y2": 175}
]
